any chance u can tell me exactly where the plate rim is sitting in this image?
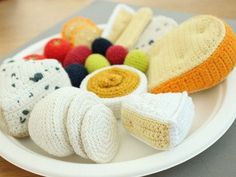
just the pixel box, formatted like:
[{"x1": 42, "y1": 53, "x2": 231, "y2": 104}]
[{"x1": 0, "y1": 31, "x2": 235, "y2": 177}]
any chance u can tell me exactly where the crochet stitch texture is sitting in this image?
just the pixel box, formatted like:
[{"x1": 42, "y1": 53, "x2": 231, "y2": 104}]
[
  {"x1": 80, "y1": 65, "x2": 147, "y2": 118},
  {"x1": 121, "y1": 92, "x2": 194, "y2": 149},
  {"x1": 147, "y1": 15, "x2": 236, "y2": 93},
  {"x1": 0, "y1": 59, "x2": 71, "y2": 137},
  {"x1": 87, "y1": 67, "x2": 140, "y2": 98}
]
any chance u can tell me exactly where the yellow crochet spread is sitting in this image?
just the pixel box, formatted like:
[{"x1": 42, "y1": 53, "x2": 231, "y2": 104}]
[
  {"x1": 147, "y1": 15, "x2": 236, "y2": 93},
  {"x1": 87, "y1": 67, "x2": 140, "y2": 98},
  {"x1": 121, "y1": 108, "x2": 170, "y2": 149}
]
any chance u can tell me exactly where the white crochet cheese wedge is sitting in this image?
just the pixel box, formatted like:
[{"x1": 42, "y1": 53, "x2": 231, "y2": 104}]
[
  {"x1": 121, "y1": 92, "x2": 194, "y2": 150},
  {"x1": 0, "y1": 59, "x2": 71, "y2": 137},
  {"x1": 136, "y1": 15, "x2": 178, "y2": 51}
]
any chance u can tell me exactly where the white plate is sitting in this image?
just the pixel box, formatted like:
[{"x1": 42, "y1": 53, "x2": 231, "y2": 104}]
[{"x1": 0, "y1": 28, "x2": 236, "y2": 177}]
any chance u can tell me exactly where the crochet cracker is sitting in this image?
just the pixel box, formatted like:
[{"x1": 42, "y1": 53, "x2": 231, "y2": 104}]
[
  {"x1": 0, "y1": 59, "x2": 71, "y2": 137},
  {"x1": 121, "y1": 92, "x2": 194, "y2": 149},
  {"x1": 80, "y1": 65, "x2": 147, "y2": 118},
  {"x1": 147, "y1": 15, "x2": 236, "y2": 93}
]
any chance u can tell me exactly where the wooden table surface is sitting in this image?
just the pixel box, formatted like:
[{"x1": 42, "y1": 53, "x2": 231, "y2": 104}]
[{"x1": 0, "y1": 0, "x2": 235, "y2": 176}]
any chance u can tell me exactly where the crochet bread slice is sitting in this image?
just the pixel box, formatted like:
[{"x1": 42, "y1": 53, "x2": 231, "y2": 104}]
[
  {"x1": 147, "y1": 15, "x2": 236, "y2": 93},
  {"x1": 0, "y1": 59, "x2": 71, "y2": 137},
  {"x1": 66, "y1": 90, "x2": 100, "y2": 159},
  {"x1": 81, "y1": 104, "x2": 119, "y2": 163},
  {"x1": 121, "y1": 92, "x2": 194, "y2": 149},
  {"x1": 28, "y1": 87, "x2": 80, "y2": 157}
]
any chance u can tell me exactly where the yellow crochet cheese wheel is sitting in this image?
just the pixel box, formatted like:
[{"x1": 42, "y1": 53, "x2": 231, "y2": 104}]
[
  {"x1": 86, "y1": 66, "x2": 140, "y2": 98},
  {"x1": 147, "y1": 15, "x2": 236, "y2": 94}
]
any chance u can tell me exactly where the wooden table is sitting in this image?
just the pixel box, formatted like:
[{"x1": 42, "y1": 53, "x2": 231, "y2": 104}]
[{"x1": 0, "y1": 0, "x2": 235, "y2": 176}]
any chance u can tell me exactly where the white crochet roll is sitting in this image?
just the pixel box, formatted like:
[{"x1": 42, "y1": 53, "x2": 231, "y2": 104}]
[
  {"x1": 28, "y1": 87, "x2": 79, "y2": 157},
  {"x1": 0, "y1": 59, "x2": 71, "y2": 137},
  {"x1": 135, "y1": 15, "x2": 178, "y2": 51},
  {"x1": 66, "y1": 90, "x2": 100, "y2": 159},
  {"x1": 80, "y1": 65, "x2": 147, "y2": 119},
  {"x1": 121, "y1": 92, "x2": 195, "y2": 150},
  {"x1": 81, "y1": 104, "x2": 119, "y2": 163},
  {"x1": 101, "y1": 4, "x2": 135, "y2": 43}
]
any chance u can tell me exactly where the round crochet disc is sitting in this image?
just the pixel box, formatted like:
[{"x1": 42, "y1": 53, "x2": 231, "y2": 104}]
[
  {"x1": 66, "y1": 90, "x2": 100, "y2": 159},
  {"x1": 28, "y1": 87, "x2": 80, "y2": 157},
  {"x1": 81, "y1": 104, "x2": 119, "y2": 163}
]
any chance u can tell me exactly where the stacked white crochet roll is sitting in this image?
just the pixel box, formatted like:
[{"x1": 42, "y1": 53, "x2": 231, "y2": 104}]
[{"x1": 29, "y1": 87, "x2": 119, "y2": 163}]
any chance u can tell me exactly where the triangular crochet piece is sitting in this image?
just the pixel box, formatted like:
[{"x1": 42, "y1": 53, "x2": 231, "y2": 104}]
[
  {"x1": 147, "y1": 15, "x2": 236, "y2": 93},
  {"x1": 121, "y1": 92, "x2": 194, "y2": 150},
  {"x1": 135, "y1": 15, "x2": 178, "y2": 51}
]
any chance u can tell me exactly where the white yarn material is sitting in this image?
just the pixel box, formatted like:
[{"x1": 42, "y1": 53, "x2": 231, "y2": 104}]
[
  {"x1": 80, "y1": 65, "x2": 148, "y2": 119},
  {"x1": 122, "y1": 92, "x2": 195, "y2": 148},
  {"x1": 101, "y1": 4, "x2": 135, "y2": 41},
  {"x1": 0, "y1": 58, "x2": 71, "y2": 137},
  {"x1": 28, "y1": 87, "x2": 119, "y2": 163},
  {"x1": 135, "y1": 15, "x2": 178, "y2": 51},
  {"x1": 81, "y1": 104, "x2": 119, "y2": 163},
  {"x1": 66, "y1": 90, "x2": 100, "y2": 159},
  {"x1": 28, "y1": 87, "x2": 80, "y2": 157}
]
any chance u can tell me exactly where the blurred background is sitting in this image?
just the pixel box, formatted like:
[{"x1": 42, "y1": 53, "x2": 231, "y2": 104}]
[{"x1": 0, "y1": 0, "x2": 236, "y2": 59}]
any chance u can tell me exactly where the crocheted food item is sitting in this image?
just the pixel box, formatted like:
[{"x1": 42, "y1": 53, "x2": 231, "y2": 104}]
[
  {"x1": 147, "y1": 15, "x2": 236, "y2": 93},
  {"x1": 106, "y1": 45, "x2": 128, "y2": 64},
  {"x1": 102, "y1": 4, "x2": 135, "y2": 43},
  {"x1": 28, "y1": 87, "x2": 79, "y2": 157},
  {"x1": 80, "y1": 65, "x2": 147, "y2": 118},
  {"x1": 66, "y1": 91, "x2": 100, "y2": 159},
  {"x1": 24, "y1": 54, "x2": 45, "y2": 60},
  {"x1": 121, "y1": 92, "x2": 194, "y2": 149},
  {"x1": 63, "y1": 45, "x2": 91, "y2": 67},
  {"x1": 136, "y1": 15, "x2": 178, "y2": 51},
  {"x1": 0, "y1": 59, "x2": 71, "y2": 137},
  {"x1": 44, "y1": 38, "x2": 71, "y2": 63},
  {"x1": 61, "y1": 16, "x2": 97, "y2": 42},
  {"x1": 116, "y1": 8, "x2": 153, "y2": 49},
  {"x1": 65, "y1": 64, "x2": 88, "y2": 88},
  {"x1": 81, "y1": 104, "x2": 119, "y2": 163},
  {"x1": 85, "y1": 54, "x2": 110, "y2": 73},
  {"x1": 92, "y1": 38, "x2": 113, "y2": 56},
  {"x1": 70, "y1": 24, "x2": 102, "y2": 48},
  {"x1": 29, "y1": 87, "x2": 119, "y2": 163},
  {"x1": 124, "y1": 49, "x2": 149, "y2": 73}
]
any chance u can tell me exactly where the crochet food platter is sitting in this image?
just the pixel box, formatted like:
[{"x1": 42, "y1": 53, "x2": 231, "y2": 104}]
[{"x1": 0, "y1": 4, "x2": 236, "y2": 177}]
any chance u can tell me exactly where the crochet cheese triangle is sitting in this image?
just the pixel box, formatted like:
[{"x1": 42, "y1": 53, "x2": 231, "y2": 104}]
[
  {"x1": 0, "y1": 59, "x2": 71, "y2": 137},
  {"x1": 121, "y1": 92, "x2": 194, "y2": 150},
  {"x1": 147, "y1": 15, "x2": 236, "y2": 93}
]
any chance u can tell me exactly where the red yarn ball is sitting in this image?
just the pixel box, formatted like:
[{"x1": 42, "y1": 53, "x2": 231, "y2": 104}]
[
  {"x1": 63, "y1": 45, "x2": 91, "y2": 67},
  {"x1": 24, "y1": 54, "x2": 45, "y2": 60},
  {"x1": 106, "y1": 45, "x2": 128, "y2": 64},
  {"x1": 44, "y1": 38, "x2": 71, "y2": 63}
]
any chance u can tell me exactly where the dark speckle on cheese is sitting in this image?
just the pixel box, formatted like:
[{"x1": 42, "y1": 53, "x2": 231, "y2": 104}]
[{"x1": 29, "y1": 73, "x2": 43, "y2": 82}]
